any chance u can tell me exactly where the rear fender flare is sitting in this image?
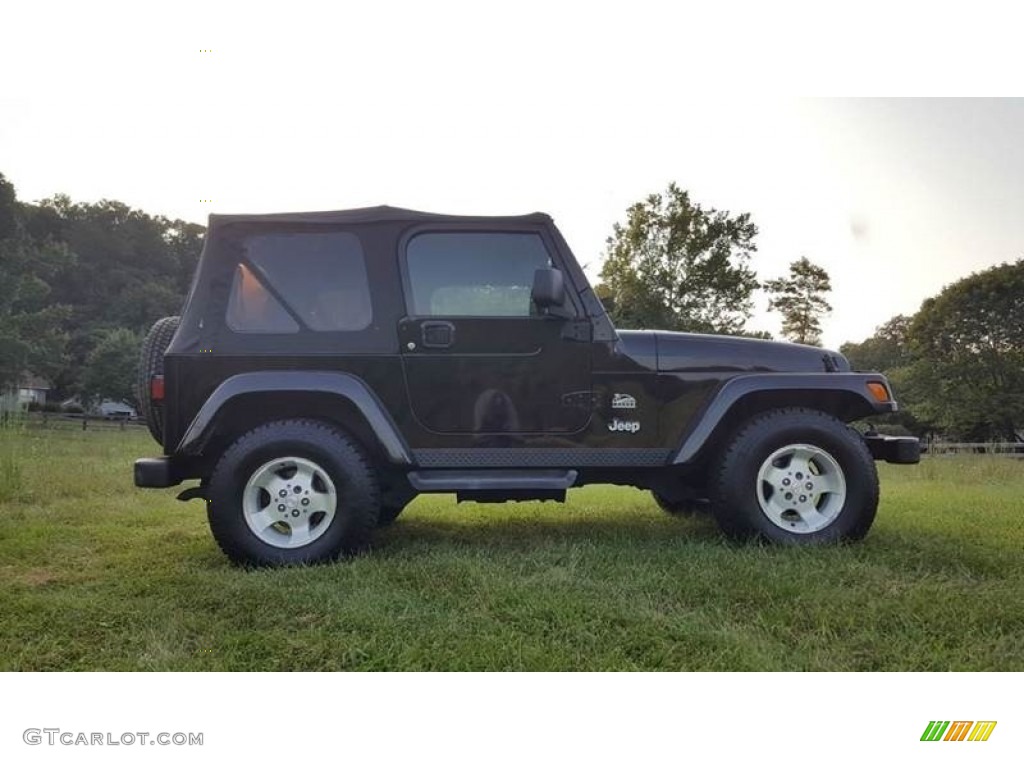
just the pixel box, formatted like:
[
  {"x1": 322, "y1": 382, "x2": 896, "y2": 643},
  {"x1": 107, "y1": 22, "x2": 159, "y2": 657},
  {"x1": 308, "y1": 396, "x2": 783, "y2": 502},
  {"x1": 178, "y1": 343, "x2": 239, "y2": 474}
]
[{"x1": 176, "y1": 371, "x2": 412, "y2": 465}]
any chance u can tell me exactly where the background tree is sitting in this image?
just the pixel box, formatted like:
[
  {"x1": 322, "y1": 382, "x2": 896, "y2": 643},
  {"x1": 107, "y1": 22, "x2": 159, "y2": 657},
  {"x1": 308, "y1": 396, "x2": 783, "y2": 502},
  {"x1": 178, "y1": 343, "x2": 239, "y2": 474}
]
[
  {"x1": 840, "y1": 314, "x2": 912, "y2": 372},
  {"x1": 0, "y1": 171, "x2": 17, "y2": 240},
  {"x1": 598, "y1": 183, "x2": 759, "y2": 334},
  {"x1": 840, "y1": 259, "x2": 1024, "y2": 441},
  {"x1": 0, "y1": 173, "x2": 205, "y2": 402},
  {"x1": 0, "y1": 174, "x2": 72, "y2": 391},
  {"x1": 733, "y1": 329, "x2": 774, "y2": 340},
  {"x1": 764, "y1": 257, "x2": 832, "y2": 345},
  {"x1": 81, "y1": 328, "x2": 143, "y2": 405},
  {"x1": 904, "y1": 259, "x2": 1024, "y2": 441}
]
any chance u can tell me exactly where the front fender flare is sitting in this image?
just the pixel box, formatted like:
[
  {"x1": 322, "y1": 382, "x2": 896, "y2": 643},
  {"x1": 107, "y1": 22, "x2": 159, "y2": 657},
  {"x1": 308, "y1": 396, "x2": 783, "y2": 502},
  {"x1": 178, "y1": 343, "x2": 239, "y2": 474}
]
[
  {"x1": 671, "y1": 373, "x2": 895, "y2": 464},
  {"x1": 176, "y1": 371, "x2": 412, "y2": 465}
]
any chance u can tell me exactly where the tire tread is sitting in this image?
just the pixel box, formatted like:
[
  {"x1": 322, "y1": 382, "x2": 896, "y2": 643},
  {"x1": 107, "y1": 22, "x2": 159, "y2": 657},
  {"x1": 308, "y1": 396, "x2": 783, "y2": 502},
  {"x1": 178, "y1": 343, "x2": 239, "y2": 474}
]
[
  {"x1": 709, "y1": 407, "x2": 878, "y2": 543},
  {"x1": 207, "y1": 418, "x2": 380, "y2": 566}
]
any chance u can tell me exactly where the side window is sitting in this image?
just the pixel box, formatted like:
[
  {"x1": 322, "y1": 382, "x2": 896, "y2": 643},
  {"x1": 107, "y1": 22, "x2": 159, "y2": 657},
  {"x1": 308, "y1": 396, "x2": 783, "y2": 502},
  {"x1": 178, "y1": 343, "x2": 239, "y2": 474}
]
[
  {"x1": 226, "y1": 231, "x2": 372, "y2": 332},
  {"x1": 406, "y1": 232, "x2": 552, "y2": 317}
]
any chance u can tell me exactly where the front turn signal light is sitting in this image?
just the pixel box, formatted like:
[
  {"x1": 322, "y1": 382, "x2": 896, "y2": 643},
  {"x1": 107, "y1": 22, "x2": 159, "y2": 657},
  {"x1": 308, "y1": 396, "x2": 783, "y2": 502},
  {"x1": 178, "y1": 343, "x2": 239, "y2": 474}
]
[{"x1": 866, "y1": 381, "x2": 890, "y2": 403}]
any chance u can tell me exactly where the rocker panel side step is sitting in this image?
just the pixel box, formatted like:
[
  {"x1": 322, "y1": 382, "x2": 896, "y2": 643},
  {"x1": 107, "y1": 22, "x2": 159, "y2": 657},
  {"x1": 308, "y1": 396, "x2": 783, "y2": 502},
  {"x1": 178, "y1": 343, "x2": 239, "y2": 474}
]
[{"x1": 407, "y1": 469, "x2": 578, "y2": 492}]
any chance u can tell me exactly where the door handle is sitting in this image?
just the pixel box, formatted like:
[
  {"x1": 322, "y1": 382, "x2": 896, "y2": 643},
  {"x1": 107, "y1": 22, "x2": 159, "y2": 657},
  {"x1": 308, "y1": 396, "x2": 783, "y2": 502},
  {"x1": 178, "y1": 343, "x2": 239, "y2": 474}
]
[{"x1": 421, "y1": 321, "x2": 455, "y2": 348}]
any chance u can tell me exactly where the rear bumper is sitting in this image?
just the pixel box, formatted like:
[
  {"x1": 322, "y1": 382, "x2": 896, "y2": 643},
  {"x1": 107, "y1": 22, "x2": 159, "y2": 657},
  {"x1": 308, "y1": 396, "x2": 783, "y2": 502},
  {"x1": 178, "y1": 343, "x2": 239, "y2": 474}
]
[
  {"x1": 134, "y1": 456, "x2": 184, "y2": 488},
  {"x1": 863, "y1": 435, "x2": 920, "y2": 464}
]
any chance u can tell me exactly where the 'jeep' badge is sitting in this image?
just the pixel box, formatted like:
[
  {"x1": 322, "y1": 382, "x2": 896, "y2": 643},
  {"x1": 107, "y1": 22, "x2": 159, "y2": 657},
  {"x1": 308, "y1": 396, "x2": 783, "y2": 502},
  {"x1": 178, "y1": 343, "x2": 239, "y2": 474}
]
[
  {"x1": 612, "y1": 393, "x2": 636, "y2": 409},
  {"x1": 608, "y1": 418, "x2": 640, "y2": 433}
]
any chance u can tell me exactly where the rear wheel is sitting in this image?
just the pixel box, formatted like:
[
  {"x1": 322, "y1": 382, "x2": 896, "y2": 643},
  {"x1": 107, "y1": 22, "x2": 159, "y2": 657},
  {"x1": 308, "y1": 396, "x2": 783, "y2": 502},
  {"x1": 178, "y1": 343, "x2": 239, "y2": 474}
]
[
  {"x1": 137, "y1": 315, "x2": 180, "y2": 444},
  {"x1": 710, "y1": 408, "x2": 878, "y2": 544},
  {"x1": 207, "y1": 419, "x2": 379, "y2": 566}
]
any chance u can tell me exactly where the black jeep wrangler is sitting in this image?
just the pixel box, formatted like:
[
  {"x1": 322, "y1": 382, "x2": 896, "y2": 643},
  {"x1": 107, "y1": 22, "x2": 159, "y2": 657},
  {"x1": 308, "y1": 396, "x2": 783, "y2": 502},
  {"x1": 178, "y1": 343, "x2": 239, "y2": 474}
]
[{"x1": 135, "y1": 206, "x2": 919, "y2": 566}]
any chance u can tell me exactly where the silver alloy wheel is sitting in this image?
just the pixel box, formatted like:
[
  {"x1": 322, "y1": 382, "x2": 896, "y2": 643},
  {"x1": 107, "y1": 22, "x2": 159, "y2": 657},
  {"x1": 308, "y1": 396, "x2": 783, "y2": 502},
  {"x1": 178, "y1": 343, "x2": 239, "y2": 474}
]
[
  {"x1": 755, "y1": 443, "x2": 847, "y2": 534},
  {"x1": 242, "y1": 456, "x2": 338, "y2": 549}
]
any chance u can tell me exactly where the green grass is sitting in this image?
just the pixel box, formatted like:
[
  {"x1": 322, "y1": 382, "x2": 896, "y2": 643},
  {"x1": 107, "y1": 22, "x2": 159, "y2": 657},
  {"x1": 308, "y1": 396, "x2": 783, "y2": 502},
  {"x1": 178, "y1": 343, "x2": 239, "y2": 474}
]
[{"x1": 1, "y1": 426, "x2": 1022, "y2": 670}]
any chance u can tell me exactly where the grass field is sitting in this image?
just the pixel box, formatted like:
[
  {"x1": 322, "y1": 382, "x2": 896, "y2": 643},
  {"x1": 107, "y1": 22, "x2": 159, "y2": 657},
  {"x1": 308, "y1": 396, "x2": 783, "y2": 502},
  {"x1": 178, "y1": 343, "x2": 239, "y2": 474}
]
[{"x1": 1, "y1": 424, "x2": 1022, "y2": 671}]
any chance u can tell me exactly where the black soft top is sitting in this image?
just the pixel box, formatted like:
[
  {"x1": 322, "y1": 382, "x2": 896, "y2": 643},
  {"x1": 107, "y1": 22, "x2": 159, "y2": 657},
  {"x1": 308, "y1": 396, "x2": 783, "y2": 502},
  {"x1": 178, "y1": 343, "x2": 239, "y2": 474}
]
[
  {"x1": 208, "y1": 205, "x2": 552, "y2": 227},
  {"x1": 167, "y1": 206, "x2": 561, "y2": 357}
]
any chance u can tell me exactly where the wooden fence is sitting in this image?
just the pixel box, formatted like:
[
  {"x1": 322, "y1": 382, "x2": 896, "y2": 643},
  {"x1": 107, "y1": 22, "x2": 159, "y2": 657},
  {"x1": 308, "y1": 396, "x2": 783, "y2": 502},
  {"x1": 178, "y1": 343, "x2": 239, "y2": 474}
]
[
  {"x1": 923, "y1": 442, "x2": 1024, "y2": 456},
  {"x1": 2, "y1": 412, "x2": 147, "y2": 432}
]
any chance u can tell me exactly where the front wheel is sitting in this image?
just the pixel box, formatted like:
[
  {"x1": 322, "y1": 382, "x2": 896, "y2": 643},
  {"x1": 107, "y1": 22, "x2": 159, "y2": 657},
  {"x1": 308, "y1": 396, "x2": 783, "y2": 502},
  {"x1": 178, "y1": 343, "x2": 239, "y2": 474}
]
[{"x1": 710, "y1": 408, "x2": 878, "y2": 544}]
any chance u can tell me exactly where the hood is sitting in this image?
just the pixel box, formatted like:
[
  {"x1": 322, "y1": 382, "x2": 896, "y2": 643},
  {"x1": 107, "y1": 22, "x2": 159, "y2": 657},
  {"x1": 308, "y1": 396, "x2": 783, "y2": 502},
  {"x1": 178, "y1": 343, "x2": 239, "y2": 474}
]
[{"x1": 651, "y1": 331, "x2": 849, "y2": 374}]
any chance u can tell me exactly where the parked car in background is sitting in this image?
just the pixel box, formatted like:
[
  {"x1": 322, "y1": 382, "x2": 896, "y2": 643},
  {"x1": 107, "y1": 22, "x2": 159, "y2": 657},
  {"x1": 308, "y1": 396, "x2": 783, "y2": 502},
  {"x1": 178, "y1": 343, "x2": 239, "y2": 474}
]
[{"x1": 95, "y1": 400, "x2": 137, "y2": 420}]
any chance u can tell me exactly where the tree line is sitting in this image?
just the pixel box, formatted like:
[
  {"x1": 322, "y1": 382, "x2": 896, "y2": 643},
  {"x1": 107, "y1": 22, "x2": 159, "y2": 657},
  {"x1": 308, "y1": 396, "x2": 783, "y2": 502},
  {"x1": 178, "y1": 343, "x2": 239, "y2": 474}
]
[
  {"x1": 1, "y1": 173, "x2": 1019, "y2": 440},
  {"x1": 840, "y1": 262, "x2": 1024, "y2": 442},
  {"x1": 0, "y1": 172, "x2": 204, "y2": 406},
  {"x1": 596, "y1": 183, "x2": 1022, "y2": 442}
]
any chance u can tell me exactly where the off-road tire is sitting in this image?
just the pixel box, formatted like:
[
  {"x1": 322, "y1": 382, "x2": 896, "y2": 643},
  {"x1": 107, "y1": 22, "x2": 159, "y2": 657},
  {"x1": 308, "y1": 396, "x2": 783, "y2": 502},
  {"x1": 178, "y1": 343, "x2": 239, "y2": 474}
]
[
  {"x1": 710, "y1": 407, "x2": 878, "y2": 544},
  {"x1": 137, "y1": 315, "x2": 180, "y2": 445},
  {"x1": 207, "y1": 419, "x2": 380, "y2": 566},
  {"x1": 651, "y1": 492, "x2": 709, "y2": 517}
]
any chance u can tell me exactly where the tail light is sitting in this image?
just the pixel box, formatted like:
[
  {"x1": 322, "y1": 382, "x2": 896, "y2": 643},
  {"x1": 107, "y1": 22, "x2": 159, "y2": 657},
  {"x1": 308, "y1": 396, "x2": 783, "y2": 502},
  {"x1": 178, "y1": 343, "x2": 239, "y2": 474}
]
[{"x1": 150, "y1": 375, "x2": 165, "y2": 402}]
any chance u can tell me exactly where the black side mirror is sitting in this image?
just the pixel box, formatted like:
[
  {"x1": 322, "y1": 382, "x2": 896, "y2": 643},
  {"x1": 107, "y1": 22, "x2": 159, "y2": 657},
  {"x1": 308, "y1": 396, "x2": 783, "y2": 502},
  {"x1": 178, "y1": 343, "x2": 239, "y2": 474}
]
[{"x1": 531, "y1": 268, "x2": 565, "y2": 309}]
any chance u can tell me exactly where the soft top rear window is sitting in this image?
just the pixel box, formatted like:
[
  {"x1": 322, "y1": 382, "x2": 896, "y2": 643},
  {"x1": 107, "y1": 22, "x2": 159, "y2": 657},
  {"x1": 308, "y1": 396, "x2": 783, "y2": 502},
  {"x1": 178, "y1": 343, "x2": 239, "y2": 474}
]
[{"x1": 226, "y1": 231, "x2": 372, "y2": 333}]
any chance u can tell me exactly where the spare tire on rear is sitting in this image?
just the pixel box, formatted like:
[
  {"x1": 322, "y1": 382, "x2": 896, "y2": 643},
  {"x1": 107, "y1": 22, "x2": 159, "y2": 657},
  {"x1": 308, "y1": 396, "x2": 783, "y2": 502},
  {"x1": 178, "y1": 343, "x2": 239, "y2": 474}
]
[{"x1": 137, "y1": 316, "x2": 180, "y2": 445}]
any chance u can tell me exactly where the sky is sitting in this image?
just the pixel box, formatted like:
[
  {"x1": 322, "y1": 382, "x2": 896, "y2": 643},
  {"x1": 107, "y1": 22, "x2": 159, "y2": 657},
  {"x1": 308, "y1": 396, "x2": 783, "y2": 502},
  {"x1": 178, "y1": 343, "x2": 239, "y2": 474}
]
[{"x1": 2, "y1": 1, "x2": 1022, "y2": 349}]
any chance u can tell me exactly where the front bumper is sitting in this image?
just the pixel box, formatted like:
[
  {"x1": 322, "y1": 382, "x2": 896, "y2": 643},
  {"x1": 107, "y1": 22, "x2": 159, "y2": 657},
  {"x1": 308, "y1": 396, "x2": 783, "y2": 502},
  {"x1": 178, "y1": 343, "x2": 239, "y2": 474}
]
[
  {"x1": 134, "y1": 456, "x2": 184, "y2": 488},
  {"x1": 863, "y1": 435, "x2": 920, "y2": 464}
]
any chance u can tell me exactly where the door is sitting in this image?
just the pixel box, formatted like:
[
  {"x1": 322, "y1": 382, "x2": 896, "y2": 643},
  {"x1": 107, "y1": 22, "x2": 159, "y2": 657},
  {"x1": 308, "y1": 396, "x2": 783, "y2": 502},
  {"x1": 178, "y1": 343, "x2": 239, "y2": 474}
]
[{"x1": 399, "y1": 230, "x2": 592, "y2": 436}]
